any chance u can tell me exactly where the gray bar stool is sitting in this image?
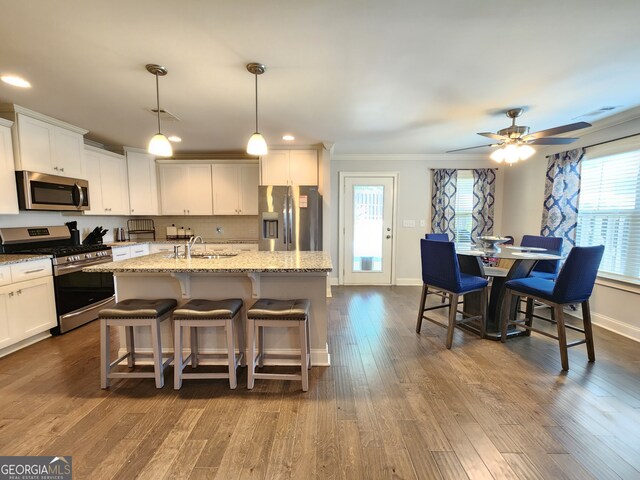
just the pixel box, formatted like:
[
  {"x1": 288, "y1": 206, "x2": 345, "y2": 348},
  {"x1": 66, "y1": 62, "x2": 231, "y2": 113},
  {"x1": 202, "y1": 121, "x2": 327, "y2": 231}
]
[
  {"x1": 246, "y1": 298, "x2": 311, "y2": 392},
  {"x1": 173, "y1": 299, "x2": 245, "y2": 389},
  {"x1": 99, "y1": 298, "x2": 177, "y2": 389}
]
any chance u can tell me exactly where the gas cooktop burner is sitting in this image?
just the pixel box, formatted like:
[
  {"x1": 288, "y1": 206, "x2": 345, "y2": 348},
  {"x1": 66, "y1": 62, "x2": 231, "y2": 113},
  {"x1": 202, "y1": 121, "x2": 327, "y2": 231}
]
[{"x1": 16, "y1": 244, "x2": 111, "y2": 257}]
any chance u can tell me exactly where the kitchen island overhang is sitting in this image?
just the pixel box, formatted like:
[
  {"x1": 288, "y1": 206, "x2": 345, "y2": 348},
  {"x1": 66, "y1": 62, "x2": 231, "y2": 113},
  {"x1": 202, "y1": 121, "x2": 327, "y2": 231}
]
[{"x1": 85, "y1": 251, "x2": 333, "y2": 366}]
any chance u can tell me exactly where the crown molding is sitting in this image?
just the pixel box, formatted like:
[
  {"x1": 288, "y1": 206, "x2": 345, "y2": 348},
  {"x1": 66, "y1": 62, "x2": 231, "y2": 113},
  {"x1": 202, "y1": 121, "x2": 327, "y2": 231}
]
[
  {"x1": 0, "y1": 103, "x2": 88, "y2": 134},
  {"x1": 0, "y1": 117, "x2": 13, "y2": 128},
  {"x1": 331, "y1": 153, "x2": 489, "y2": 162}
]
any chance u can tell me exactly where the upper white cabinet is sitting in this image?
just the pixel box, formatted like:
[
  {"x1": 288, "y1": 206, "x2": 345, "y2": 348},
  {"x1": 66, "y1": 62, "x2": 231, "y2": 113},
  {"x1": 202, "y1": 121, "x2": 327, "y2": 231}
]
[
  {"x1": 159, "y1": 163, "x2": 213, "y2": 215},
  {"x1": 0, "y1": 120, "x2": 18, "y2": 214},
  {"x1": 125, "y1": 148, "x2": 158, "y2": 215},
  {"x1": 212, "y1": 164, "x2": 259, "y2": 215},
  {"x1": 0, "y1": 105, "x2": 87, "y2": 179},
  {"x1": 83, "y1": 147, "x2": 130, "y2": 215},
  {"x1": 260, "y1": 149, "x2": 317, "y2": 186}
]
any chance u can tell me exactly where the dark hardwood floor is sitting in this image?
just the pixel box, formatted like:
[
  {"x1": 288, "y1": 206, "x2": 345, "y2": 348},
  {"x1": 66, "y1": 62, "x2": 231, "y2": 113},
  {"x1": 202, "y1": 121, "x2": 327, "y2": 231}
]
[{"x1": 1, "y1": 286, "x2": 639, "y2": 479}]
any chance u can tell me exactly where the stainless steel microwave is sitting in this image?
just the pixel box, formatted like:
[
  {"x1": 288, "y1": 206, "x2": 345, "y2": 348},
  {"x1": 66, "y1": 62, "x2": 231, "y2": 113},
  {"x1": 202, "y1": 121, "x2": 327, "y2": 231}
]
[{"x1": 16, "y1": 171, "x2": 89, "y2": 211}]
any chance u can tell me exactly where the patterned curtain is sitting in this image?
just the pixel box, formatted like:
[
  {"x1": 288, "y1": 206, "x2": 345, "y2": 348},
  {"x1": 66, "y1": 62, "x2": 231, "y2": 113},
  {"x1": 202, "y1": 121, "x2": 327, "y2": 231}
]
[
  {"x1": 541, "y1": 148, "x2": 585, "y2": 255},
  {"x1": 471, "y1": 169, "x2": 496, "y2": 242},
  {"x1": 431, "y1": 169, "x2": 457, "y2": 240}
]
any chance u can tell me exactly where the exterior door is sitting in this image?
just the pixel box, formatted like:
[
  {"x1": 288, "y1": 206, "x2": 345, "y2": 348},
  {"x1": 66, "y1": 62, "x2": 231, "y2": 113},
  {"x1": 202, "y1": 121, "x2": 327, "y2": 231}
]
[{"x1": 343, "y1": 176, "x2": 395, "y2": 284}]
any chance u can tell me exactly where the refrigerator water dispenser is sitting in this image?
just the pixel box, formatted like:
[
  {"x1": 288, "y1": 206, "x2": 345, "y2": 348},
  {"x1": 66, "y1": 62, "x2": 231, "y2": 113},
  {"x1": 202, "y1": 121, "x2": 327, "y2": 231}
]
[{"x1": 262, "y1": 212, "x2": 279, "y2": 239}]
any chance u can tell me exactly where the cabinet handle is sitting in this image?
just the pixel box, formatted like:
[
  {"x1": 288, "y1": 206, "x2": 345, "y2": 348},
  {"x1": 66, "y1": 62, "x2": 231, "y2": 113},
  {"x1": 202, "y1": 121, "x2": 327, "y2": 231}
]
[
  {"x1": 53, "y1": 166, "x2": 59, "y2": 171},
  {"x1": 24, "y1": 268, "x2": 45, "y2": 274},
  {"x1": 17, "y1": 290, "x2": 22, "y2": 295},
  {"x1": 8, "y1": 292, "x2": 13, "y2": 297},
  {"x1": 60, "y1": 167, "x2": 64, "y2": 172}
]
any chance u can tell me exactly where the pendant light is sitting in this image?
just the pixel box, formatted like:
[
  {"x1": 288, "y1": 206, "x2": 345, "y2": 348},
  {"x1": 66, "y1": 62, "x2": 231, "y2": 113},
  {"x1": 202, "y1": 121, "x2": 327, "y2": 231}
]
[
  {"x1": 146, "y1": 64, "x2": 173, "y2": 157},
  {"x1": 246, "y1": 63, "x2": 268, "y2": 156}
]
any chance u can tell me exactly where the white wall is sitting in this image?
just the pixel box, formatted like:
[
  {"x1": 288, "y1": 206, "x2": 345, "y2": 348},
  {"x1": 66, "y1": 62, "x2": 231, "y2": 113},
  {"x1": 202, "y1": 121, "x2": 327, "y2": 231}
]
[
  {"x1": 330, "y1": 154, "x2": 504, "y2": 285},
  {"x1": 501, "y1": 111, "x2": 640, "y2": 341}
]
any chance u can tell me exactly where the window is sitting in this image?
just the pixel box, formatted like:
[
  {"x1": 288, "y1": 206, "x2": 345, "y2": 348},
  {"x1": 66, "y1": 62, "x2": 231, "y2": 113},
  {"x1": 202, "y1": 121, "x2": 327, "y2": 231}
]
[
  {"x1": 454, "y1": 170, "x2": 473, "y2": 243},
  {"x1": 576, "y1": 145, "x2": 640, "y2": 282}
]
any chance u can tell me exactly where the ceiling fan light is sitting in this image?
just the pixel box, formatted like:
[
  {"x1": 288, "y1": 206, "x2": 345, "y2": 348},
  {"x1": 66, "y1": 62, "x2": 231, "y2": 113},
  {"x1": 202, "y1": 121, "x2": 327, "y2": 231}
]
[
  {"x1": 519, "y1": 145, "x2": 535, "y2": 160},
  {"x1": 490, "y1": 148, "x2": 505, "y2": 163},
  {"x1": 149, "y1": 133, "x2": 173, "y2": 157},
  {"x1": 503, "y1": 144, "x2": 520, "y2": 164},
  {"x1": 247, "y1": 132, "x2": 268, "y2": 156}
]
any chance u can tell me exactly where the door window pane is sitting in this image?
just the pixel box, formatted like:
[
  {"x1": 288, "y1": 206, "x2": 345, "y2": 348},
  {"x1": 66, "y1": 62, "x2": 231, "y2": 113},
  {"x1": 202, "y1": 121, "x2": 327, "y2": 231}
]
[{"x1": 352, "y1": 185, "x2": 384, "y2": 272}]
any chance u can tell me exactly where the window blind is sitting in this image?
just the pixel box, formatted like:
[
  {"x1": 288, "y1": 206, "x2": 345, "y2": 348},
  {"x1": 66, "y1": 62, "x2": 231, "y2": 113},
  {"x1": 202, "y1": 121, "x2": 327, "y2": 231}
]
[
  {"x1": 455, "y1": 171, "x2": 473, "y2": 243},
  {"x1": 576, "y1": 149, "x2": 640, "y2": 282}
]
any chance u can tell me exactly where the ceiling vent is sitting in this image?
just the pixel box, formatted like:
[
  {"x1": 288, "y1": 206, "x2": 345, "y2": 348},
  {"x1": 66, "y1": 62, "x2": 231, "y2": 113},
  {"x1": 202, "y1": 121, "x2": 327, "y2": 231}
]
[
  {"x1": 573, "y1": 106, "x2": 620, "y2": 120},
  {"x1": 147, "y1": 108, "x2": 181, "y2": 121}
]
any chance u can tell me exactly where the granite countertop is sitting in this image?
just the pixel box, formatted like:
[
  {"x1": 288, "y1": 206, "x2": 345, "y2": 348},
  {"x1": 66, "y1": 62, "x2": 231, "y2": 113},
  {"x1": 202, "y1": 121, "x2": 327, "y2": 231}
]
[
  {"x1": 106, "y1": 239, "x2": 258, "y2": 247},
  {"x1": 0, "y1": 254, "x2": 52, "y2": 266},
  {"x1": 84, "y1": 251, "x2": 333, "y2": 273}
]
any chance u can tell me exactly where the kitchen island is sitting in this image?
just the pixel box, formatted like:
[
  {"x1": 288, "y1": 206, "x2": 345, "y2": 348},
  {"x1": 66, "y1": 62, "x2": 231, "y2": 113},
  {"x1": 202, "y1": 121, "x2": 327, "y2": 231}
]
[{"x1": 85, "y1": 251, "x2": 333, "y2": 365}]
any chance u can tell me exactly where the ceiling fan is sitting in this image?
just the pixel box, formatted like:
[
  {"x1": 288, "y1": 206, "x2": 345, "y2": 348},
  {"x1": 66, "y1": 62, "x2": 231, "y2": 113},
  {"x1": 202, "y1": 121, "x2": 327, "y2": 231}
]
[{"x1": 447, "y1": 108, "x2": 592, "y2": 164}]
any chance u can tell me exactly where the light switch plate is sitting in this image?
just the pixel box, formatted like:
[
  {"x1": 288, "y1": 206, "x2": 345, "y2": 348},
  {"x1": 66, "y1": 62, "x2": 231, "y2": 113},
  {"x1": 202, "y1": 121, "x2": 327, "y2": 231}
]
[{"x1": 402, "y1": 220, "x2": 416, "y2": 228}]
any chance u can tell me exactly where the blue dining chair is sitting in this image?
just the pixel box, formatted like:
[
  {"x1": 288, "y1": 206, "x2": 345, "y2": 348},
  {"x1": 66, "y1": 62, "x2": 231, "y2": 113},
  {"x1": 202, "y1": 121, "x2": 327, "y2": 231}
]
[
  {"x1": 425, "y1": 233, "x2": 449, "y2": 241},
  {"x1": 500, "y1": 245, "x2": 604, "y2": 371},
  {"x1": 416, "y1": 239, "x2": 488, "y2": 348},
  {"x1": 521, "y1": 235, "x2": 563, "y2": 280}
]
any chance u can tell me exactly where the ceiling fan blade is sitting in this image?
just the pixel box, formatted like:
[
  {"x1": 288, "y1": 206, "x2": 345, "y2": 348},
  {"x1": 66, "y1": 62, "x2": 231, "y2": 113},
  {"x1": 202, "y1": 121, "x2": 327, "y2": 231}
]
[
  {"x1": 446, "y1": 144, "x2": 496, "y2": 153},
  {"x1": 523, "y1": 121, "x2": 592, "y2": 140},
  {"x1": 527, "y1": 137, "x2": 578, "y2": 145},
  {"x1": 477, "y1": 132, "x2": 507, "y2": 140}
]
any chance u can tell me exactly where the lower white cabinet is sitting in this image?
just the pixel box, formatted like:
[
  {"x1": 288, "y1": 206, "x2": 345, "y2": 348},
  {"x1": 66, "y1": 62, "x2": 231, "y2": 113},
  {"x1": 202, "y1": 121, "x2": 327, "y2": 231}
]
[
  {"x1": 130, "y1": 244, "x2": 149, "y2": 258},
  {"x1": 112, "y1": 246, "x2": 132, "y2": 261},
  {"x1": 84, "y1": 146, "x2": 130, "y2": 215},
  {"x1": 0, "y1": 272, "x2": 56, "y2": 351}
]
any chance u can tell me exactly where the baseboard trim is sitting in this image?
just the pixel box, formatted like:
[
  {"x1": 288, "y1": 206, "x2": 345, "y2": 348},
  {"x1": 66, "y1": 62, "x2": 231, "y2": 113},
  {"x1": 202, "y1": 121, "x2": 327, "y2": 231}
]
[
  {"x1": 396, "y1": 278, "x2": 422, "y2": 286},
  {"x1": 117, "y1": 346, "x2": 331, "y2": 367},
  {"x1": 0, "y1": 331, "x2": 51, "y2": 359},
  {"x1": 591, "y1": 312, "x2": 640, "y2": 343}
]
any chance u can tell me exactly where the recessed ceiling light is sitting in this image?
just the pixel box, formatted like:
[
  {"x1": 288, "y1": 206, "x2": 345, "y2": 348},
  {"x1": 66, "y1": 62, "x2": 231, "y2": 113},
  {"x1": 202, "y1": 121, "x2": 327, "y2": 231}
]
[
  {"x1": 1, "y1": 75, "x2": 31, "y2": 88},
  {"x1": 282, "y1": 135, "x2": 295, "y2": 141},
  {"x1": 168, "y1": 136, "x2": 182, "y2": 142}
]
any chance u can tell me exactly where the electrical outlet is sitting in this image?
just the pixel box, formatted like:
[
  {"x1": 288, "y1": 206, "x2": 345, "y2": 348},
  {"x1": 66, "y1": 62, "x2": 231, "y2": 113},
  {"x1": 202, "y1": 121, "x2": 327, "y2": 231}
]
[{"x1": 419, "y1": 220, "x2": 426, "y2": 227}]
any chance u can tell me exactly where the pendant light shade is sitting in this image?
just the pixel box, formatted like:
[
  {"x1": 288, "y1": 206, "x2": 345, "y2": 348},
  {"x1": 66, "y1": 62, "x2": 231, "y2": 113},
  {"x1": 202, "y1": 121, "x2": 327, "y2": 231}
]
[
  {"x1": 146, "y1": 64, "x2": 173, "y2": 158},
  {"x1": 246, "y1": 63, "x2": 267, "y2": 156}
]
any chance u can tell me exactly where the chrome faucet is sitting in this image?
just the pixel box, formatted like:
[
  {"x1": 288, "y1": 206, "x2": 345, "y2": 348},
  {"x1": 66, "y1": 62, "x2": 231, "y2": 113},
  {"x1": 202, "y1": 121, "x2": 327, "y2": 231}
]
[{"x1": 185, "y1": 235, "x2": 204, "y2": 259}]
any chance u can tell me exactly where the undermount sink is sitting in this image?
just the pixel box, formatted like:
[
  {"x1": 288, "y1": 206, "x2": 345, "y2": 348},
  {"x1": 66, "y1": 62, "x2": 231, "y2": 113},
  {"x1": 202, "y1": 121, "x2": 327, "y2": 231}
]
[{"x1": 166, "y1": 251, "x2": 239, "y2": 259}]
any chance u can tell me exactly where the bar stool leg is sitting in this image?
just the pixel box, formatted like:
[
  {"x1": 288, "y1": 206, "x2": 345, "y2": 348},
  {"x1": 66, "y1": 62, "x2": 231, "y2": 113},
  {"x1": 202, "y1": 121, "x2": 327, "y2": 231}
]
[
  {"x1": 190, "y1": 327, "x2": 199, "y2": 368},
  {"x1": 100, "y1": 319, "x2": 109, "y2": 389},
  {"x1": 446, "y1": 294, "x2": 458, "y2": 349},
  {"x1": 236, "y1": 311, "x2": 246, "y2": 367},
  {"x1": 150, "y1": 319, "x2": 164, "y2": 388},
  {"x1": 174, "y1": 320, "x2": 183, "y2": 390},
  {"x1": 416, "y1": 284, "x2": 428, "y2": 333},
  {"x1": 555, "y1": 305, "x2": 569, "y2": 371},
  {"x1": 247, "y1": 318, "x2": 255, "y2": 389},
  {"x1": 582, "y1": 300, "x2": 596, "y2": 363},
  {"x1": 501, "y1": 290, "x2": 512, "y2": 342},
  {"x1": 479, "y1": 288, "x2": 487, "y2": 339},
  {"x1": 306, "y1": 315, "x2": 311, "y2": 369},
  {"x1": 299, "y1": 318, "x2": 309, "y2": 392},
  {"x1": 125, "y1": 326, "x2": 135, "y2": 367},
  {"x1": 524, "y1": 298, "x2": 534, "y2": 336},
  {"x1": 258, "y1": 325, "x2": 264, "y2": 368},
  {"x1": 226, "y1": 319, "x2": 237, "y2": 389}
]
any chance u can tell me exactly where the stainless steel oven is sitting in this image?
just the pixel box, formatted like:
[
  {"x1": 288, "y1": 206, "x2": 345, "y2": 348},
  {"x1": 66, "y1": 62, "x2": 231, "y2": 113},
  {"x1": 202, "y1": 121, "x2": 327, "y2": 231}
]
[
  {"x1": 0, "y1": 225, "x2": 114, "y2": 334},
  {"x1": 16, "y1": 171, "x2": 89, "y2": 211}
]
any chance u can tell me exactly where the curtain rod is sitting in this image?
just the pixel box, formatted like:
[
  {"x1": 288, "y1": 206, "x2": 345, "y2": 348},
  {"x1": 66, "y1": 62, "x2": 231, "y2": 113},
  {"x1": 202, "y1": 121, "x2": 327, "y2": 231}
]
[
  {"x1": 584, "y1": 132, "x2": 640, "y2": 150},
  {"x1": 430, "y1": 168, "x2": 498, "y2": 171}
]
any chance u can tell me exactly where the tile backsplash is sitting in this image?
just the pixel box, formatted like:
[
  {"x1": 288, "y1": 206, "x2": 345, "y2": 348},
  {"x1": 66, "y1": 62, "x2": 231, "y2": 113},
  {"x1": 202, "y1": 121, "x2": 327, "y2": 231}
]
[
  {"x1": 0, "y1": 211, "x2": 258, "y2": 243},
  {"x1": 150, "y1": 216, "x2": 259, "y2": 240}
]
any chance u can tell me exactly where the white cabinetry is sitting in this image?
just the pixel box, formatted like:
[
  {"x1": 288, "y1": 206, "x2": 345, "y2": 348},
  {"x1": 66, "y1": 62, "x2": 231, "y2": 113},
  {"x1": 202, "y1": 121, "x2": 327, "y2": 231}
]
[
  {"x1": 125, "y1": 148, "x2": 158, "y2": 215},
  {"x1": 0, "y1": 120, "x2": 18, "y2": 214},
  {"x1": 130, "y1": 244, "x2": 150, "y2": 258},
  {"x1": 0, "y1": 105, "x2": 88, "y2": 178},
  {"x1": 260, "y1": 149, "x2": 317, "y2": 186},
  {"x1": 0, "y1": 260, "x2": 56, "y2": 353},
  {"x1": 84, "y1": 147, "x2": 130, "y2": 215},
  {"x1": 111, "y1": 246, "x2": 131, "y2": 262},
  {"x1": 159, "y1": 163, "x2": 213, "y2": 215},
  {"x1": 212, "y1": 164, "x2": 259, "y2": 215}
]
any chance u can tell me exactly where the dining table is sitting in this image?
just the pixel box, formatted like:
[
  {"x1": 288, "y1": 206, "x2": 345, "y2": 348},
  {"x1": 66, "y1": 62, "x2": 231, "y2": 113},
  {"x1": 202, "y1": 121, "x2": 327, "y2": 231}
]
[{"x1": 455, "y1": 243, "x2": 563, "y2": 340}]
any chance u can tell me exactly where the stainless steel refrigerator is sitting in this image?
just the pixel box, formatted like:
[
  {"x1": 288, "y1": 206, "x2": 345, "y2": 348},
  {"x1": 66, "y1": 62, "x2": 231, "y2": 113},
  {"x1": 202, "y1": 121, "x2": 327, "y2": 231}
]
[{"x1": 259, "y1": 185, "x2": 322, "y2": 251}]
